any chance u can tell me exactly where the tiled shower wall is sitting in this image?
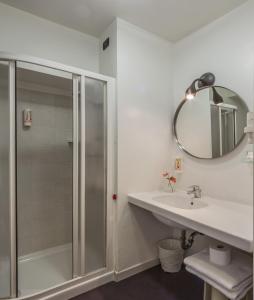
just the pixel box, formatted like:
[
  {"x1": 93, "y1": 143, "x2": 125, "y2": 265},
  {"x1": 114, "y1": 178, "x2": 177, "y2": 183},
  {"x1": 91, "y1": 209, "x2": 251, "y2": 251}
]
[{"x1": 17, "y1": 85, "x2": 73, "y2": 256}]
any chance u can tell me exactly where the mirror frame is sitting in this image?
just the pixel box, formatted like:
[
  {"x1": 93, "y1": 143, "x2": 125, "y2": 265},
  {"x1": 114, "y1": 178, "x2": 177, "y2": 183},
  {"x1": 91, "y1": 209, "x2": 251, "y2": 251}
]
[{"x1": 173, "y1": 86, "x2": 248, "y2": 159}]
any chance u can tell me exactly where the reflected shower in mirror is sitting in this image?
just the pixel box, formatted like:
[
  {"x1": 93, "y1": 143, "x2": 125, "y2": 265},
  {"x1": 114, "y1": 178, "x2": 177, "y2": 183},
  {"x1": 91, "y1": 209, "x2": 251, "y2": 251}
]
[{"x1": 174, "y1": 86, "x2": 248, "y2": 159}]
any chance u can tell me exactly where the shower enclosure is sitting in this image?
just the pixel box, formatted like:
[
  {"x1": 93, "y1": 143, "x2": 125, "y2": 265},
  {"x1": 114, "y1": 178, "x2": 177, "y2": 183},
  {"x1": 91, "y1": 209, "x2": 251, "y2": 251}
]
[{"x1": 0, "y1": 53, "x2": 115, "y2": 299}]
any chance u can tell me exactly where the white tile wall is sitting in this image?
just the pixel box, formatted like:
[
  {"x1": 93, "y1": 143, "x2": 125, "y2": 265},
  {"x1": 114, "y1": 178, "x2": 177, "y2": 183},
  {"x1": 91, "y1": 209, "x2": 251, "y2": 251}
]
[{"x1": 17, "y1": 85, "x2": 73, "y2": 256}]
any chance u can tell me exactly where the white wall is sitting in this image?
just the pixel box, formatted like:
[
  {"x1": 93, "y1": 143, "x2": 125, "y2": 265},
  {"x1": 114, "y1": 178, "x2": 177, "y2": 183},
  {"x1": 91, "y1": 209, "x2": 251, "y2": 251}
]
[
  {"x1": 173, "y1": 1, "x2": 254, "y2": 205},
  {"x1": 99, "y1": 20, "x2": 117, "y2": 77},
  {"x1": 114, "y1": 19, "x2": 174, "y2": 271},
  {"x1": 0, "y1": 2, "x2": 99, "y2": 71}
]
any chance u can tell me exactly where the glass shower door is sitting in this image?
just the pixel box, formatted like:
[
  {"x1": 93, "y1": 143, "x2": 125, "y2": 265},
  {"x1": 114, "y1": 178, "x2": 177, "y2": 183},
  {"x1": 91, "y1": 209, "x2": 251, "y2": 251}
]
[
  {"x1": 0, "y1": 61, "x2": 16, "y2": 299},
  {"x1": 16, "y1": 63, "x2": 75, "y2": 296},
  {"x1": 0, "y1": 57, "x2": 111, "y2": 299},
  {"x1": 84, "y1": 77, "x2": 107, "y2": 274}
]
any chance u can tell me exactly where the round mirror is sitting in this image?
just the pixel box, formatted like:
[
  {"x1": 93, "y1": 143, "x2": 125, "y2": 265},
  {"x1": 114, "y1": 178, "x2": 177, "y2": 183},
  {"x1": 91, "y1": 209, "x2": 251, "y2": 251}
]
[{"x1": 174, "y1": 86, "x2": 248, "y2": 159}]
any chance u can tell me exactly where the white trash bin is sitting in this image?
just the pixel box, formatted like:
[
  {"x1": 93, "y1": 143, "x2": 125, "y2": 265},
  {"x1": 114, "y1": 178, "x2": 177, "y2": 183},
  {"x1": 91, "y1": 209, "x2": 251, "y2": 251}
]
[{"x1": 158, "y1": 239, "x2": 184, "y2": 273}]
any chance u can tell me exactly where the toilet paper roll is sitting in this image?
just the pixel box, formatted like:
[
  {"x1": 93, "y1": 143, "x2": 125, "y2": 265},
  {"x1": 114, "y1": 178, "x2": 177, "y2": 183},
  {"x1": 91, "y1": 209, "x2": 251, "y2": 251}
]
[{"x1": 209, "y1": 244, "x2": 231, "y2": 266}]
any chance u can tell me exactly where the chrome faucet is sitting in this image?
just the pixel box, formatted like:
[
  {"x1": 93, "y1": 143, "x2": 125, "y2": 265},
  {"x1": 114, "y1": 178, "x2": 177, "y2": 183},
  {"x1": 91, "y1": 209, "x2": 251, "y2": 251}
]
[{"x1": 187, "y1": 185, "x2": 202, "y2": 198}]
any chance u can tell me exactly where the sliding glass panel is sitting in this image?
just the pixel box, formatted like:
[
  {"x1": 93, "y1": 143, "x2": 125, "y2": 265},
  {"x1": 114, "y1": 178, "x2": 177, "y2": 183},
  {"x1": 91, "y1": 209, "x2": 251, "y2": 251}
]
[
  {"x1": 0, "y1": 62, "x2": 11, "y2": 298},
  {"x1": 16, "y1": 63, "x2": 74, "y2": 296},
  {"x1": 85, "y1": 77, "x2": 106, "y2": 273}
]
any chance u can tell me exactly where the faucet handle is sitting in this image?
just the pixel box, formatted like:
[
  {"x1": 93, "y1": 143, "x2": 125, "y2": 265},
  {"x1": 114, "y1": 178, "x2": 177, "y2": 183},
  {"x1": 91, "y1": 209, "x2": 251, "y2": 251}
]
[
  {"x1": 187, "y1": 185, "x2": 202, "y2": 198},
  {"x1": 188, "y1": 185, "x2": 200, "y2": 191}
]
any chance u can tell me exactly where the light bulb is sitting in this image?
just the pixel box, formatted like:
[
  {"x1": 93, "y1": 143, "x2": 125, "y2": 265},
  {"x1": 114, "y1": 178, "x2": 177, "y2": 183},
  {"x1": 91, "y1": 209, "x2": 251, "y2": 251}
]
[{"x1": 186, "y1": 93, "x2": 195, "y2": 101}]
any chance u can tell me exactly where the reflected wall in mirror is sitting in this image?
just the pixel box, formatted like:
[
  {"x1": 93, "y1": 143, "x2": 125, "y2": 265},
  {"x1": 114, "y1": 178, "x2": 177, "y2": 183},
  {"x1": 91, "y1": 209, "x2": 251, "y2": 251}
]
[{"x1": 174, "y1": 86, "x2": 248, "y2": 159}]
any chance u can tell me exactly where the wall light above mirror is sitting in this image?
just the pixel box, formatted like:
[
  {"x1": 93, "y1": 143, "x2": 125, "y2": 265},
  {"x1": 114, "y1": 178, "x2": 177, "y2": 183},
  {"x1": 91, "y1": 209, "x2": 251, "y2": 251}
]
[
  {"x1": 174, "y1": 79, "x2": 249, "y2": 159},
  {"x1": 185, "y1": 72, "x2": 215, "y2": 101}
]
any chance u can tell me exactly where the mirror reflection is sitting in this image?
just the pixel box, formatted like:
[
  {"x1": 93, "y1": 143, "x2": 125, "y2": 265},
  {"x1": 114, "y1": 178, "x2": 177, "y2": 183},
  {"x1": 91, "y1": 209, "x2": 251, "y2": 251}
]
[{"x1": 174, "y1": 86, "x2": 248, "y2": 159}]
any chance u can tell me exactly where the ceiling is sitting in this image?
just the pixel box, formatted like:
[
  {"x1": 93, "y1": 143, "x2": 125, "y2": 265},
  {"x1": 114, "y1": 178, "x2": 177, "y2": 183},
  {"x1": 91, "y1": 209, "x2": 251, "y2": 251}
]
[{"x1": 0, "y1": 0, "x2": 247, "y2": 41}]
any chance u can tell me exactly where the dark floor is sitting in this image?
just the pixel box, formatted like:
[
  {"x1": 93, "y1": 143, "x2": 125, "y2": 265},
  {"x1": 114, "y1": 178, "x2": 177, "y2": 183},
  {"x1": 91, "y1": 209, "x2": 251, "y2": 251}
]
[{"x1": 71, "y1": 266, "x2": 203, "y2": 300}]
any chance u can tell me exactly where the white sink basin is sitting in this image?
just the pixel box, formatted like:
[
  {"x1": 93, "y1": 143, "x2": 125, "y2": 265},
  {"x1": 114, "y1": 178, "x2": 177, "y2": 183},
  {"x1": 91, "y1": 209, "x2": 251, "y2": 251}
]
[
  {"x1": 152, "y1": 194, "x2": 208, "y2": 209},
  {"x1": 128, "y1": 190, "x2": 253, "y2": 252},
  {"x1": 152, "y1": 193, "x2": 208, "y2": 229}
]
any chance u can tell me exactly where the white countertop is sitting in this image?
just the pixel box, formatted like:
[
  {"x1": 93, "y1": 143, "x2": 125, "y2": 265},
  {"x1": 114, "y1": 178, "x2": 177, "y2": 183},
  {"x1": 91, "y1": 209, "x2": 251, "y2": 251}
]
[{"x1": 128, "y1": 191, "x2": 253, "y2": 252}]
